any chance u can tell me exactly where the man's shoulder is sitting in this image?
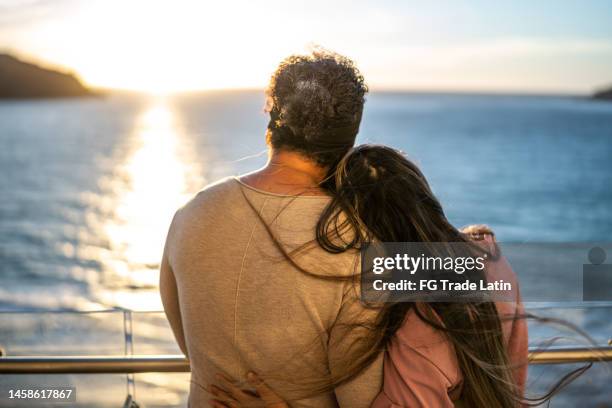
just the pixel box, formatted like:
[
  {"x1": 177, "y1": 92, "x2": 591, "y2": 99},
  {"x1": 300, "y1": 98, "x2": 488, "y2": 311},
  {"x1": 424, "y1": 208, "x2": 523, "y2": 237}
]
[
  {"x1": 176, "y1": 177, "x2": 241, "y2": 219},
  {"x1": 194, "y1": 176, "x2": 240, "y2": 201}
]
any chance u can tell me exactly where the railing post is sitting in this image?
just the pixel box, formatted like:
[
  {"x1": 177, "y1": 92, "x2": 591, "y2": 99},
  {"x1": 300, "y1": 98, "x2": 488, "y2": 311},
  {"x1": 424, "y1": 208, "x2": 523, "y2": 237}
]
[{"x1": 122, "y1": 309, "x2": 138, "y2": 406}]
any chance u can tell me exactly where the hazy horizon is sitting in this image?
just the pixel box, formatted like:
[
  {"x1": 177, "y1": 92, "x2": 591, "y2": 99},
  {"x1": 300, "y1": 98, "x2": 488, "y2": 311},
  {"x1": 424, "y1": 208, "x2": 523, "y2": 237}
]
[
  {"x1": 1, "y1": 0, "x2": 612, "y2": 94},
  {"x1": 1, "y1": 50, "x2": 608, "y2": 97}
]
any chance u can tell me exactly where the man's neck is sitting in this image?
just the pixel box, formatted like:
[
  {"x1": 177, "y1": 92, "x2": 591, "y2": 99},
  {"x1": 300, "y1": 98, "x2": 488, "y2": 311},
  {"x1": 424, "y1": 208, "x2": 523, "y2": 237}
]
[{"x1": 239, "y1": 150, "x2": 328, "y2": 196}]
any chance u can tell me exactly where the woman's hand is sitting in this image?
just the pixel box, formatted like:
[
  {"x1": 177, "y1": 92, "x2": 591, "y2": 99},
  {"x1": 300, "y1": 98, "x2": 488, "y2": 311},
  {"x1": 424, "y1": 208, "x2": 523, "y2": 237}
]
[
  {"x1": 209, "y1": 372, "x2": 289, "y2": 408},
  {"x1": 461, "y1": 224, "x2": 495, "y2": 241}
]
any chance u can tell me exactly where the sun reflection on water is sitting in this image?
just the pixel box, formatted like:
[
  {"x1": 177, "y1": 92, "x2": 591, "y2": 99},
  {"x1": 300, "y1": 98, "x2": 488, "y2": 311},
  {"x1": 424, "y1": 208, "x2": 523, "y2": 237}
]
[{"x1": 100, "y1": 98, "x2": 202, "y2": 310}]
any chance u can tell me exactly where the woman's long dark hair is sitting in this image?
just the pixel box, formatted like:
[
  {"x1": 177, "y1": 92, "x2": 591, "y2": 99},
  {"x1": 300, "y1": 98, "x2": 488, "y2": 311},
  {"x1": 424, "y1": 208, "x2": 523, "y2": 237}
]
[
  {"x1": 314, "y1": 144, "x2": 521, "y2": 407},
  {"x1": 295, "y1": 144, "x2": 591, "y2": 408}
]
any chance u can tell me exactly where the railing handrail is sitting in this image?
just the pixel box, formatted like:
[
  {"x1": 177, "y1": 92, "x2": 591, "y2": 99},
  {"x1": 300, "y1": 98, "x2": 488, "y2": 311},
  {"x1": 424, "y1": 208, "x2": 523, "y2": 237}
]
[
  {"x1": 0, "y1": 347, "x2": 610, "y2": 374},
  {"x1": 0, "y1": 355, "x2": 189, "y2": 374},
  {"x1": 528, "y1": 346, "x2": 612, "y2": 364},
  {"x1": 0, "y1": 301, "x2": 611, "y2": 315}
]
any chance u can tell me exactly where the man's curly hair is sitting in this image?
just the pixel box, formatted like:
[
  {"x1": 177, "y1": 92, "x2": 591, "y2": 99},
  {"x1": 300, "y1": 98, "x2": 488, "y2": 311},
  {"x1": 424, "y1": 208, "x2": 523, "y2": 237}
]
[{"x1": 265, "y1": 49, "x2": 368, "y2": 167}]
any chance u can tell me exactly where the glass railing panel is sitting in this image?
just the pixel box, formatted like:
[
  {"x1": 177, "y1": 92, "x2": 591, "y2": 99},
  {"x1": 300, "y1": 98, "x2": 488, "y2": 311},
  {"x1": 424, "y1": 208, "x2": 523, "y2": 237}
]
[
  {"x1": 1, "y1": 306, "x2": 610, "y2": 406},
  {"x1": 0, "y1": 310, "x2": 126, "y2": 356},
  {"x1": 526, "y1": 304, "x2": 611, "y2": 407},
  {"x1": 130, "y1": 311, "x2": 183, "y2": 355},
  {"x1": 130, "y1": 311, "x2": 190, "y2": 404},
  {"x1": 0, "y1": 310, "x2": 142, "y2": 406}
]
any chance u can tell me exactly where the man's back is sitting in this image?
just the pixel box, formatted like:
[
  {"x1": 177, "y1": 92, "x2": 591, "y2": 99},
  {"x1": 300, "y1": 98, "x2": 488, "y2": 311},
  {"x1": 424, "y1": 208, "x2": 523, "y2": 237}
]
[{"x1": 160, "y1": 178, "x2": 382, "y2": 407}]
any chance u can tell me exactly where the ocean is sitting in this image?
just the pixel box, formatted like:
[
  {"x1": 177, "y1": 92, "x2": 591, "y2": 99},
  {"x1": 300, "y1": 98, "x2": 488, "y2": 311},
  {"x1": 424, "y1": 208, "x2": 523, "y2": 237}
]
[{"x1": 0, "y1": 91, "x2": 611, "y2": 406}]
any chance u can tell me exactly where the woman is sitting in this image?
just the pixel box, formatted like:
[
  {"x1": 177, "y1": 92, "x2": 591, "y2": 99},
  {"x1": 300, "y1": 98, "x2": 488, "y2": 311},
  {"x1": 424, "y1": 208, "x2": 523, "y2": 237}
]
[{"x1": 208, "y1": 144, "x2": 529, "y2": 407}]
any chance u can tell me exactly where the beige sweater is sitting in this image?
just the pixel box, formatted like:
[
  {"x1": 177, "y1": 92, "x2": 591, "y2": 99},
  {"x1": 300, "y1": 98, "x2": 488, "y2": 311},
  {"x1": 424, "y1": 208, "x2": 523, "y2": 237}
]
[{"x1": 160, "y1": 177, "x2": 383, "y2": 407}]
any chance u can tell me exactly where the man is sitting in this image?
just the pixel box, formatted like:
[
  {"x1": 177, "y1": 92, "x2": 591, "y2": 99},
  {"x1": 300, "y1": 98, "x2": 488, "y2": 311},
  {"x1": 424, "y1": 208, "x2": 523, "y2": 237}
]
[{"x1": 160, "y1": 50, "x2": 382, "y2": 407}]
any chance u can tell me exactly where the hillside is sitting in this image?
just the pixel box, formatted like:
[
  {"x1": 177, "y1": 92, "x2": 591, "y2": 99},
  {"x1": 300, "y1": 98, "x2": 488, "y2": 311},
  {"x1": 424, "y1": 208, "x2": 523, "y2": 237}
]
[
  {"x1": 0, "y1": 54, "x2": 95, "y2": 98},
  {"x1": 593, "y1": 85, "x2": 612, "y2": 101}
]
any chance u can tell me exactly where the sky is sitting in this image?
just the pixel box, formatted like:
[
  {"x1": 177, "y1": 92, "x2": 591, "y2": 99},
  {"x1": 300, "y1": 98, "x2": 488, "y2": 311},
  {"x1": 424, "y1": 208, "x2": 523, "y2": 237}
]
[{"x1": 1, "y1": 0, "x2": 611, "y2": 94}]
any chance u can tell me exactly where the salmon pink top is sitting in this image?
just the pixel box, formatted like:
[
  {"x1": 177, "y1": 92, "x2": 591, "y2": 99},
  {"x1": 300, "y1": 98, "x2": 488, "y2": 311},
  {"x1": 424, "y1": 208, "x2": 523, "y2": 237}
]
[{"x1": 372, "y1": 235, "x2": 528, "y2": 407}]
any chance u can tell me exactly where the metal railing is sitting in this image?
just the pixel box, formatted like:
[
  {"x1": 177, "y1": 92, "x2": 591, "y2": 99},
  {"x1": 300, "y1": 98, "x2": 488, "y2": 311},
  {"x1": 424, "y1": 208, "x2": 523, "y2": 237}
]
[
  {"x1": 0, "y1": 347, "x2": 610, "y2": 374},
  {"x1": 0, "y1": 355, "x2": 189, "y2": 374}
]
